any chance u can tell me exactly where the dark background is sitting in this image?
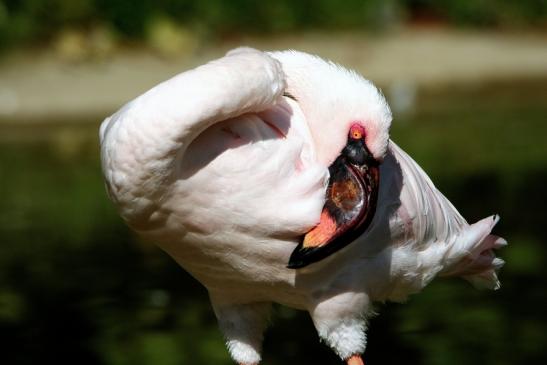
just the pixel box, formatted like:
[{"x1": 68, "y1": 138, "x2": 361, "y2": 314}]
[{"x1": 0, "y1": 1, "x2": 546, "y2": 364}]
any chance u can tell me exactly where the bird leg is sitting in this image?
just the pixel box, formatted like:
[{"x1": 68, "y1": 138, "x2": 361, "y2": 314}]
[
  {"x1": 346, "y1": 354, "x2": 365, "y2": 365},
  {"x1": 212, "y1": 301, "x2": 271, "y2": 365}
]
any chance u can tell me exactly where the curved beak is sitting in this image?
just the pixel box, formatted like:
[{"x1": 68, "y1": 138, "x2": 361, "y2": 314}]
[{"x1": 288, "y1": 140, "x2": 380, "y2": 269}]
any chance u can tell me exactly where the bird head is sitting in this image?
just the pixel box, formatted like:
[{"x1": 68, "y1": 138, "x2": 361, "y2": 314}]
[
  {"x1": 269, "y1": 50, "x2": 392, "y2": 167},
  {"x1": 269, "y1": 51, "x2": 392, "y2": 268}
]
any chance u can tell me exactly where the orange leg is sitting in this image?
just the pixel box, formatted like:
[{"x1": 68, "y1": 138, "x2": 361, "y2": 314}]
[{"x1": 346, "y1": 354, "x2": 365, "y2": 365}]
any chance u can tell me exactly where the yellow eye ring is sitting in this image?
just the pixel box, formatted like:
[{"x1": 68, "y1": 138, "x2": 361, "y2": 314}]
[{"x1": 349, "y1": 124, "x2": 365, "y2": 140}]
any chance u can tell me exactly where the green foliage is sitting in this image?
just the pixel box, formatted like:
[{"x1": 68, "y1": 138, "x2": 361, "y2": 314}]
[
  {"x1": 404, "y1": 0, "x2": 547, "y2": 27},
  {"x1": 0, "y1": 0, "x2": 546, "y2": 53}
]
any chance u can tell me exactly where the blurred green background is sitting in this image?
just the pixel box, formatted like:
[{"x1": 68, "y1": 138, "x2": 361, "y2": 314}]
[{"x1": 1, "y1": 1, "x2": 546, "y2": 364}]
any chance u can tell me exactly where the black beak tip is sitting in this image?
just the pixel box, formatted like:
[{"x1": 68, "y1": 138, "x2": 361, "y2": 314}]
[
  {"x1": 287, "y1": 246, "x2": 311, "y2": 269},
  {"x1": 287, "y1": 242, "x2": 343, "y2": 269},
  {"x1": 286, "y1": 261, "x2": 304, "y2": 269}
]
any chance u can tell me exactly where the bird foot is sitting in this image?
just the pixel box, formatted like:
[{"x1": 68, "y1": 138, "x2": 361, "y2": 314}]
[{"x1": 346, "y1": 354, "x2": 365, "y2": 365}]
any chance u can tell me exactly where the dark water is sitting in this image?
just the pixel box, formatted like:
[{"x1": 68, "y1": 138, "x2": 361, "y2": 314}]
[{"x1": 0, "y1": 81, "x2": 546, "y2": 364}]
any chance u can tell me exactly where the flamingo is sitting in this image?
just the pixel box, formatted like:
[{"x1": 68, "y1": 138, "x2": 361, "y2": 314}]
[{"x1": 99, "y1": 47, "x2": 505, "y2": 365}]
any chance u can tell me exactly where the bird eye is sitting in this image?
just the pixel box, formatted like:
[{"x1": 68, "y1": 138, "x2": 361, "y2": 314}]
[{"x1": 349, "y1": 124, "x2": 365, "y2": 140}]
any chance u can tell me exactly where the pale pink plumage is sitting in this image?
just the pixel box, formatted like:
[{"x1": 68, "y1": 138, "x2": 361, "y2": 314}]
[{"x1": 100, "y1": 47, "x2": 505, "y2": 364}]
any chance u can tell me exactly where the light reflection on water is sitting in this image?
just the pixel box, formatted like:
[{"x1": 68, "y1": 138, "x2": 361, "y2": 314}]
[{"x1": 0, "y1": 80, "x2": 546, "y2": 365}]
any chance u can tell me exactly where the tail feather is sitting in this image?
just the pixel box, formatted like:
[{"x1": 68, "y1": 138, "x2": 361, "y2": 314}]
[{"x1": 440, "y1": 215, "x2": 506, "y2": 290}]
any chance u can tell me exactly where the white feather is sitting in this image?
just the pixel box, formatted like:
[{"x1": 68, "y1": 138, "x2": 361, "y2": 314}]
[{"x1": 100, "y1": 47, "x2": 505, "y2": 362}]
